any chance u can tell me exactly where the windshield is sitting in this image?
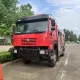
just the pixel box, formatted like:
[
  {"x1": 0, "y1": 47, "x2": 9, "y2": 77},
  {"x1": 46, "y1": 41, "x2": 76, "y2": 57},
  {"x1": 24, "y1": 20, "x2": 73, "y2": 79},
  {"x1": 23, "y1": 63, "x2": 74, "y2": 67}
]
[{"x1": 15, "y1": 18, "x2": 48, "y2": 34}]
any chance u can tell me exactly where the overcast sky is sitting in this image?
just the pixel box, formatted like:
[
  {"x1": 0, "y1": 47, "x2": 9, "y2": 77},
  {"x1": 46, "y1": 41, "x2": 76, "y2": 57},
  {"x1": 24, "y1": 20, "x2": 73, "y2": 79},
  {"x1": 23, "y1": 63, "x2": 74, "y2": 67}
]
[{"x1": 18, "y1": 0, "x2": 80, "y2": 35}]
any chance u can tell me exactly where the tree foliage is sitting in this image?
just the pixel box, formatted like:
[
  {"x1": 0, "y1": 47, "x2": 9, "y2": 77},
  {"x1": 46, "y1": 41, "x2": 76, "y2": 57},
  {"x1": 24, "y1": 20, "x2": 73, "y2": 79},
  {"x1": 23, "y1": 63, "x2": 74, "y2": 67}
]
[
  {"x1": 16, "y1": 3, "x2": 34, "y2": 19},
  {"x1": 64, "y1": 29, "x2": 78, "y2": 42},
  {"x1": 78, "y1": 35, "x2": 80, "y2": 41},
  {"x1": 0, "y1": 0, "x2": 34, "y2": 36}
]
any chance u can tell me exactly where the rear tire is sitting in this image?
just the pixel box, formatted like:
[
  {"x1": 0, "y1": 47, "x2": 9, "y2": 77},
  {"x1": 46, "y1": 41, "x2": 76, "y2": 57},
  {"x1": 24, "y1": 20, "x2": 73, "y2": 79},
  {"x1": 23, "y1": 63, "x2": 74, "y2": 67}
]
[
  {"x1": 56, "y1": 49, "x2": 59, "y2": 61},
  {"x1": 60, "y1": 53, "x2": 64, "y2": 57},
  {"x1": 61, "y1": 47, "x2": 65, "y2": 57},
  {"x1": 48, "y1": 50, "x2": 57, "y2": 67}
]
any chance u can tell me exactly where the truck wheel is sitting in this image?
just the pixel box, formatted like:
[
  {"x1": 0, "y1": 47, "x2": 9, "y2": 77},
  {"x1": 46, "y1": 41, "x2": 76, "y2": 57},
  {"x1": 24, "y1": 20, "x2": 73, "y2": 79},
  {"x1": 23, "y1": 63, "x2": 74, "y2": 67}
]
[
  {"x1": 48, "y1": 51, "x2": 57, "y2": 67},
  {"x1": 22, "y1": 58, "x2": 31, "y2": 64},
  {"x1": 60, "y1": 52, "x2": 64, "y2": 57},
  {"x1": 55, "y1": 49, "x2": 59, "y2": 61},
  {"x1": 26, "y1": 60, "x2": 31, "y2": 64}
]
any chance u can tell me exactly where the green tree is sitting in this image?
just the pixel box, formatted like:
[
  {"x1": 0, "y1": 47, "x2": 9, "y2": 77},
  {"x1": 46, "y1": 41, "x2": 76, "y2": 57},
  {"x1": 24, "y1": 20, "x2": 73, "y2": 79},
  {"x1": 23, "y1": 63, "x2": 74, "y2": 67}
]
[
  {"x1": 0, "y1": 0, "x2": 18, "y2": 26},
  {"x1": 64, "y1": 29, "x2": 70, "y2": 41},
  {"x1": 16, "y1": 3, "x2": 34, "y2": 19},
  {"x1": 0, "y1": 0, "x2": 6, "y2": 23},
  {"x1": 64, "y1": 29, "x2": 77, "y2": 42},
  {"x1": 73, "y1": 34, "x2": 77, "y2": 42},
  {"x1": 78, "y1": 35, "x2": 80, "y2": 41},
  {"x1": 70, "y1": 30, "x2": 74, "y2": 42},
  {"x1": 0, "y1": 0, "x2": 18, "y2": 36},
  {"x1": 0, "y1": 1, "x2": 34, "y2": 36}
]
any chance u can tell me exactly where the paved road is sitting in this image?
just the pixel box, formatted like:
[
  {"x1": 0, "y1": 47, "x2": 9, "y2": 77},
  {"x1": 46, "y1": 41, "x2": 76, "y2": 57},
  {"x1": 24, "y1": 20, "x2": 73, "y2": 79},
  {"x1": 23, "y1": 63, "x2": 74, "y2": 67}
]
[
  {"x1": 3, "y1": 44, "x2": 80, "y2": 80},
  {"x1": 0, "y1": 46, "x2": 12, "y2": 52}
]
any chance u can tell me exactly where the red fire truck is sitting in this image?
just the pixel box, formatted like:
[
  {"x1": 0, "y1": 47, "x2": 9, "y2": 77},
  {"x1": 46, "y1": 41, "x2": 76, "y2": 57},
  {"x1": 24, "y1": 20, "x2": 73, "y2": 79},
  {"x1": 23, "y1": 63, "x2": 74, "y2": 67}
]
[{"x1": 12, "y1": 14, "x2": 65, "y2": 67}]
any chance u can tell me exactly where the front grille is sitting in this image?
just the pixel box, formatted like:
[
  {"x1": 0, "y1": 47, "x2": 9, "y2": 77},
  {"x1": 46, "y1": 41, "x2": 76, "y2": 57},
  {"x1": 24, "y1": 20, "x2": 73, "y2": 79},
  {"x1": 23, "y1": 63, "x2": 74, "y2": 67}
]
[
  {"x1": 21, "y1": 38, "x2": 36, "y2": 45},
  {"x1": 15, "y1": 46, "x2": 48, "y2": 50}
]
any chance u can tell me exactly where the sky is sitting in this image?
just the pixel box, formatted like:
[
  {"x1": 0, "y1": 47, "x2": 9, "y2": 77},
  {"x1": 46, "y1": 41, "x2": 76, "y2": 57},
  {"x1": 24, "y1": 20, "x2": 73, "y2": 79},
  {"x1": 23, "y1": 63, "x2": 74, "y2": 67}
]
[{"x1": 18, "y1": 0, "x2": 80, "y2": 35}]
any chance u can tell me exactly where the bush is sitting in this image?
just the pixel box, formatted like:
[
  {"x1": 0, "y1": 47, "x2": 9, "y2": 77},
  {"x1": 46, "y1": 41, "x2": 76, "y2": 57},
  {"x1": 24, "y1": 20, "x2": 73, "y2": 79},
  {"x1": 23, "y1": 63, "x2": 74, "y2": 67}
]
[
  {"x1": 0, "y1": 51, "x2": 15, "y2": 63},
  {"x1": 8, "y1": 47, "x2": 14, "y2": 52}
]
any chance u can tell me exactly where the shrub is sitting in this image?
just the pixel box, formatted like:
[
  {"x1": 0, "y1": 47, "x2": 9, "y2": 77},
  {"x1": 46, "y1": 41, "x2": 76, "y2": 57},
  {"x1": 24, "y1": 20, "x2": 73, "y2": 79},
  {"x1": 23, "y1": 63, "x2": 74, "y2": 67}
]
[{"x1": 8, "y1": 47, "x2": 14, "y2": 52}]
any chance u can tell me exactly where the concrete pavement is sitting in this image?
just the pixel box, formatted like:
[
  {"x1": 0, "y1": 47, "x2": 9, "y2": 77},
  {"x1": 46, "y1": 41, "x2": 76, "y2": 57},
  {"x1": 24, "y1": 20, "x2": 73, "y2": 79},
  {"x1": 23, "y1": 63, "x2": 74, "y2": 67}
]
[
  {"x1": 56, "y1": 44, "x2": 80, "y2": 80},
  {"x1": 0, "y1": 46, "x2": 12, "y2": 52},
  {"x1": 3, "y1": 44, "x2": 80, "y2": 80}
]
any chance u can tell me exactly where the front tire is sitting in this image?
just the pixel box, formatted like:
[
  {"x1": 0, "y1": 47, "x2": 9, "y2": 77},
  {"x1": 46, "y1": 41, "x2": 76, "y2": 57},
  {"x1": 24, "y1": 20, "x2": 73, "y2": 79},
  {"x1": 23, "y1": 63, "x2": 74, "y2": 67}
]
[
  {"x1": 22, "y1": 58, "x2": 31, "y2": 64},
  {"x1": 48, "y1": 50, "x2": 57, "y2": 67}
]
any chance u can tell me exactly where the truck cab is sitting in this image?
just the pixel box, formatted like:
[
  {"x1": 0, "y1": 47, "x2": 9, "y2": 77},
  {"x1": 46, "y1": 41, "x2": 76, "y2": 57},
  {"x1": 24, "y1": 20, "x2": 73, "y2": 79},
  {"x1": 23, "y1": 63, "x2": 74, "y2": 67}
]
[{"x1": 12, "y1": 14, "x2": 65, "y2": 67}]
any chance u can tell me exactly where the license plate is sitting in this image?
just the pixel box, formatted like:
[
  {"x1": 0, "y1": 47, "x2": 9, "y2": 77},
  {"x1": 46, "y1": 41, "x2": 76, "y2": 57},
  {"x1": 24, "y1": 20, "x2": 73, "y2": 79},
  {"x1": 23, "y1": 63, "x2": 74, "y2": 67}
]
[{"x1": 40, "y1": 51, "x2": 45, "y2": 54}]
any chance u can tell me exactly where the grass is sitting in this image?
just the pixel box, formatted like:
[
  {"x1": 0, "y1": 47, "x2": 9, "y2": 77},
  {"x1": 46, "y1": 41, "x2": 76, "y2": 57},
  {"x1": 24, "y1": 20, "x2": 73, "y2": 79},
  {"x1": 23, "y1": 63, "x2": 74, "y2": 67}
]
[
  {"x1": 0, "y1": 51, "x2": 10, "y2": 56},
  {"x1": 0, "y1": 51, "x2": 15, "y2": 63}
]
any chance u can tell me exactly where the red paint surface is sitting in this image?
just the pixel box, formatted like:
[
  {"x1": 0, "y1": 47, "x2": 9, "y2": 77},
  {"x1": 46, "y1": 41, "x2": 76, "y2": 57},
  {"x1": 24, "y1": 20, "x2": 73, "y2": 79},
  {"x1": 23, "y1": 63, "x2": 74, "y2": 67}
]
[
  {"x1": 13, "y1": 15, "x2": 64, "y2": 49},
  {"x1": 0, "y1": 64, "x2": 3, "y2": 80}
]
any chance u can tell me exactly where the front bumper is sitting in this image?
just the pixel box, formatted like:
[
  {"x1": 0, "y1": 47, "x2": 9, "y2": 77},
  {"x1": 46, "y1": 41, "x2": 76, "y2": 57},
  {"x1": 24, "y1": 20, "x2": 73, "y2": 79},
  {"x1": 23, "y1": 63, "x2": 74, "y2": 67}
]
[
  {"x1": 20, "y1": 49, "x2": 39, "y2": 60},
  {"x1": 13, "y1": 47, "x2": 53, "y2": 60}
]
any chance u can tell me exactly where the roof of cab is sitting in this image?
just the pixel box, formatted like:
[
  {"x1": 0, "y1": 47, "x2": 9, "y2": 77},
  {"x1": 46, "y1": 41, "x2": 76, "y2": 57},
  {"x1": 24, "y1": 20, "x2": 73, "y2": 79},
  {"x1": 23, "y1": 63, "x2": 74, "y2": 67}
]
[{"x1": 17, "y1": 14, "x2": 49, "y2": 22}]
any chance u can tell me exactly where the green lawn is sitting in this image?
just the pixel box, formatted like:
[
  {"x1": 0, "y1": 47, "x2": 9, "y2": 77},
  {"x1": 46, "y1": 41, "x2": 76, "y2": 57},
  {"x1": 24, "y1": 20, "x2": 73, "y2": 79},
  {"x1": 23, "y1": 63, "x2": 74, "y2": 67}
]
[
  {"x1": 0, "y1": 51, "x2": 10, "y2": 56},
  {"x1": 0, "y1": 51, "x2": 15, "y2": 63}
]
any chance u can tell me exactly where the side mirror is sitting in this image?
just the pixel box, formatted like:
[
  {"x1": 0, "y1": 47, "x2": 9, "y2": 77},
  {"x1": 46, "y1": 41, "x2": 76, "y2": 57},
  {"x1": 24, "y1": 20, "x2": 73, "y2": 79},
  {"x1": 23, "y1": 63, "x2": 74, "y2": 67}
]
[
  {"x1": 51, "y1": 27, "x2": 55, "y2": 30},
  {"x1": 51, "y1": 19, "x2": 55, "y2": 26}
]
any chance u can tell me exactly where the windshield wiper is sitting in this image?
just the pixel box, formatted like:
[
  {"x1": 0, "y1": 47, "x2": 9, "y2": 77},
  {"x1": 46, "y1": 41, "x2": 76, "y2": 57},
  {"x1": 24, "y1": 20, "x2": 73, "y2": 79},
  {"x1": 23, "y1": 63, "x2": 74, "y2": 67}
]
[
  {"x1": 15, "y1": 32, "x2": 21, "y2": 33},
  {"x1": 31, "y1": 29, "x2": 45, "y2": 33},
  {"x1": 32, "y1": 29, "x2": 40, "y2": 32},
  {"x1": 14, "y1": 30, "x2": 45, "y2": 34}
]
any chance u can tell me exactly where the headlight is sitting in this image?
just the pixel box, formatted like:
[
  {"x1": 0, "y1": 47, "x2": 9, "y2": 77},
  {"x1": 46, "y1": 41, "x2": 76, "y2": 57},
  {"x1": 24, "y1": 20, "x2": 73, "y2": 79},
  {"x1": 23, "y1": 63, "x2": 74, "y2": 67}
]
[
  {"x1": 40, "y1": 50, "x2": 45, "y2": 54},
  {"x1": 14, "y1": 50, "x2": 17, "y2": 53}
]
